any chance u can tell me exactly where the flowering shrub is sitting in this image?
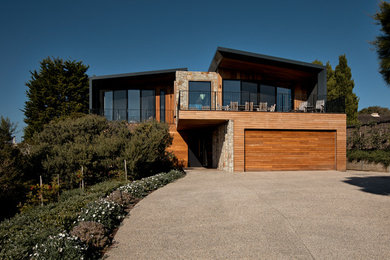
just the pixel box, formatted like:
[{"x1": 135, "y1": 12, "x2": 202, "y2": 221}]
[
  {"x1": 0, "y1": 170, "x2": 185, "y2": 259},
  {"x1": 30, "y1": 232, "x2": 87, "y2": 260},
  {"x1": 76, "y1": 199, "x2": 124, "y2": 231},
  {"x1": 106, "y1": 190, "x2": 138, "y2": 207},
  {"x1": 118, "y1": 170, "x2": 185, "y2": 198},
  {"x1": 70, "y1": 221, "x2": 108, "y2": 249}
]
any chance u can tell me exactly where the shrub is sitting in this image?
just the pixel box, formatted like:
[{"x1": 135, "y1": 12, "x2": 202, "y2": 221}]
[
  {"x1": 30, "y1": 232, "x2": 87, "y2": 260},
  {"x1": 0, "y1": 178, "x2": 125, "y2": 259},
  {"x1": 30, "y1": 115, "x2": 132, "y2": 189},
  {"x1": 347, "y1": 149, "x2": 390, "y2": 166},
  {"x1": 76, "y1": 199, "x2": 124, "y2": 231},
  {"x1": 106, "y1": 190, "x2": 137, "y2": 207},
  {"x1": 70, "y1": 221, "x2": 108, "y2": 249},
  {"x1": 123, "y1": 121, "x2": 174, "y2": 180}
]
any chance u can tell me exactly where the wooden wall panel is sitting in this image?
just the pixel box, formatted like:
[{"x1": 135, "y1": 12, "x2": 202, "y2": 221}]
[
  {"x1": 245, "y1": 130, "x2": 336, "y2": 171},
  {"x1": 167, "y1": 125, "x2": 188, "y2": 167},
  {"x1": 177, "y1": 111, "x2": 346, "y2": 172}
]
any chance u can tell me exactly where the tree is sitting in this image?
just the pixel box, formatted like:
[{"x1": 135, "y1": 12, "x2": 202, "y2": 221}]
[
  {"x1": 0, "y1": 117, "x2": 28, "y2": 220},
  {"x1": 373, "y1": 1, "x2": 390, "y2": 86},
  {"x1": 313, "y1": 55, "x2": 359, "y2": 124},
  {"x1": 23, "y1": 57, "x2": 89, "y2": 140},
  {"x1": 334, "y1": 55, "x2": 359, "y2": 125},
  {"x1": 359, "y1": 106, "x2": 390, "y2": 115}
]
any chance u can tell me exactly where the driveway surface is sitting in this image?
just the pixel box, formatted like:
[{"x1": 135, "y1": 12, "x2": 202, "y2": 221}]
[{"x1": 106, "y1": 170, "x2": 390, "y2": 259}]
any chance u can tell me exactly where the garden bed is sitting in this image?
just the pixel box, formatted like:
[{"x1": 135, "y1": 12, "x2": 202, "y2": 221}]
[{"x1": 0, "y1": 170, "x2": 185, "y2": 259}]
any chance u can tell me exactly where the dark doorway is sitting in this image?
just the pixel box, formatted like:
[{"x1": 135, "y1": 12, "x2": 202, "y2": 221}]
[{"x1": 187, "y1": 129, "x2": 213, "y2": 168}]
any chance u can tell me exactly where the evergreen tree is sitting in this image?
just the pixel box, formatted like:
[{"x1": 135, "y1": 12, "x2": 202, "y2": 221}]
[
  {"x1": 23, "y1": 57, "x2": 89, "y2": 140},
  {"x1": 373, "y1": 1, "x2": 390, "y2": 86},
  {"x1": 313, "y1": 56, "x2": 359, "y2": 124},
  {"x1": 334, "y1": 55, "x2": 359, "y2": 125},
  {"x1": 0, "y1": 117, "x2": 27, "y2": 220}
]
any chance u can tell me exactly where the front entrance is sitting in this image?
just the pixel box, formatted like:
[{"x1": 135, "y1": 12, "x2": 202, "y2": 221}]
[{"x1": 187, "y1": 129, "x2": 213, "y2": 168}]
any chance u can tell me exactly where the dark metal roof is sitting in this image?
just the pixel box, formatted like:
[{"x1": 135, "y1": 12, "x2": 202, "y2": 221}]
[
  {"x1": 208, "y1": 47, "x2": 325, "y2": 72},
  {"x1": 90, "y1": 68, "x2": 188, "y2": 80}
]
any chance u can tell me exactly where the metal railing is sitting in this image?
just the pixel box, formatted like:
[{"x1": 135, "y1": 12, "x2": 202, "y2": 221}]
[
  {"x1": 90, "y1": 109, "x2": 175, "y2": 124},
  {"x1": 178, "y1": 90, "x2": 345, "y2": 113}
]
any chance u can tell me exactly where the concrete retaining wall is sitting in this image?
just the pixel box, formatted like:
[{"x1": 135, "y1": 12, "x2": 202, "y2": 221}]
[{"x1": 347, "y1": 160, "x2": 390, "y2": 173}]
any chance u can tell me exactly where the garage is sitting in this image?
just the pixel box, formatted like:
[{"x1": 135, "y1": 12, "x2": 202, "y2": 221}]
[{"x1": 244, "y1": 130, "x2": 336, "y2": 171}]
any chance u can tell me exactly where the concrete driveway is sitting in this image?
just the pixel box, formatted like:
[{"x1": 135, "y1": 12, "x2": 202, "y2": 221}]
[{"x1": 106, "y1": 170, "x2": 390, "y2": 259}]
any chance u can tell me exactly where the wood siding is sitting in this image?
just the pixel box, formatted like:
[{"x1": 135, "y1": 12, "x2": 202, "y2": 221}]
[
  {"x1": 177, "y1": 111, "x2": 346, "y2": 172},
  {"x1": 245, "y1": 130, "x2": 336, "y2": 171},
  {"x1": 167, "y1": 125, "x2": 188, "y2": 167}
]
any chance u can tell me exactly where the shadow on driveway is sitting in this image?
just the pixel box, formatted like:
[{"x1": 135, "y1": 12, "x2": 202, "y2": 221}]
[{"x1": 343, "y1": 176, "x2": 390, "y2": 195}]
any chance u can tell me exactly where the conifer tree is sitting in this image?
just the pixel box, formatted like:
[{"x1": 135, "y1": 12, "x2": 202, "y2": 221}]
[
  {"x1": 23, "y1": 57, "x2": 89, "y2": 140},
  {"x1": 313, "y1": 56, "x2": 359, "y2": 124},
  {"x1": 334, "y1": 55, "x2": 359, "y2": 125},
  {"x1": 373, "y1": 1, "x2": 390, "y2": 86}
]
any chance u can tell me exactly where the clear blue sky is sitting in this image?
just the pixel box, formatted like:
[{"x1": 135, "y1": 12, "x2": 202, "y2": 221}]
[{"x1": 1, "y1": 0, "x2": 389, "y2": 141}]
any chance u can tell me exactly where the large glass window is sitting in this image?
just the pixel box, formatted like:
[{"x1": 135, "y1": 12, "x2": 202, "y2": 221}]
[
  {"x1": 141, "y1": 89, "x2": 155, "y2": 120},
  {"x1": 160, "y1": 90, "x2": 165, "y2": 122},
  {"x1": 189, "y1": 81, "x2": 211, "y2": 109},
  {"x1": 241, "y1": 81, "x2": 258, "y2": 105},
  {"x1": 128, "y1": 89, "x2": 140, "y2": 122},
  {"x1": 113, "y1": 90, "x2": 127, "y2": 120},
  {"x1": 223, "y1": 80, "x2": 240, "y2": 106},
  {"x1": 104, "y1": 91, "x2": 113, "y2": 120},
  {"x1": 277, "y1": 87, "x2": 292, "y2": 112},
  {"x1": 260, "y1": 84, "x2": 276, "y2": 107}
]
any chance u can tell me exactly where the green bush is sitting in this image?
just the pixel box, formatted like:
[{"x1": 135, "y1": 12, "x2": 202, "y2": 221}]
[
  {"x1": 123, "y1": 121, "x2": 174, "y2": 180},
  {"x1": 0, "y1": 178, "x2": 125, "y2": 259},
  {"x1": 347, "y1": 150, "x2": 390, "y2": 167},
  {"x1": 76, "y1": 199, "x2": 124, "y2": 231},
  {"x1": 30, "y1": 232, "x2": 87, "y2": 260},
  {"x1": 0, "y1": 170, "x2": 185, "y2": 259},
  {"x1": 30, "y1": 114, "x2": 132, "y2": 189}
]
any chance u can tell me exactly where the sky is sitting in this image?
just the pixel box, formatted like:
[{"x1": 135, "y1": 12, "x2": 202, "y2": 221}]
[{"x1": 0, "y1": 0, "x2": 389, "y2": 141}]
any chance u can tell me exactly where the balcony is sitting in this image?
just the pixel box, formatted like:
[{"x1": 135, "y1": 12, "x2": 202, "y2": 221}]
[{"x1": 178, "y1": 90, "x2": 345, "y2": 113}]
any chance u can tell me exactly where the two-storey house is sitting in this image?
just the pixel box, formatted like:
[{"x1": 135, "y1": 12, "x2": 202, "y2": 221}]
[{"x1": 90, "y1": 47, "x2": 346, "y2": 172}]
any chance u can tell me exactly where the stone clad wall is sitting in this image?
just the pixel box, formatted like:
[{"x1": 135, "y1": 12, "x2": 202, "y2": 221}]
[
  {"x1": 174, "y1": 71, "x2": 220, "y2": 110},
  {"x1": 212, "y1": 120, "x2": 234, "y2": 172}
]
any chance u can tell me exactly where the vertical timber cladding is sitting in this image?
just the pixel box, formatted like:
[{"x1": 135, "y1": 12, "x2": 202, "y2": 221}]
[{"x1": 244, "y1": 130, "x2": 336, "y2": 171}]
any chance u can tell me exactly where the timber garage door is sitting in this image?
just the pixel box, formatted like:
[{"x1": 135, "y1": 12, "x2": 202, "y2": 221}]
[{"x1": 244, "y1": 130, "x2": 336, "y2": 171}]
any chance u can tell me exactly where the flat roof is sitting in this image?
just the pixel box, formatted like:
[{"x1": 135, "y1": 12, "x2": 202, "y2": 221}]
[
  {"x1": 90, "y1": 68, "x2": 188, "y2": 80},
  {"x1": 209, "y1": 47, "x2": 325, "y2": 72}
]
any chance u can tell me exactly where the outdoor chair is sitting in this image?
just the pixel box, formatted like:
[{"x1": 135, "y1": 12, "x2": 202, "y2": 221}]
[
  {"x1": 257, "y1": 102, "x2": 267, "y2": 111},
  {"x1": 230, "y1": 101, "x2": 239, "y2": 111},
  {"x1": 298, "y1": 101, "x2": 308, "y2": 112},
  {"x1": 315, "y1": 99, "x2": 325, "y2": 112},
  {"x1": 268, "y1": 104, "x2": 276, "y2": 112},
  {"x1": 245, "y1": 102, "x2": 254, "y2": 111}
]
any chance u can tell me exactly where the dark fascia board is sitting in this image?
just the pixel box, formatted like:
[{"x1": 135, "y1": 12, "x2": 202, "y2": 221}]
[
  {"x1": 208, "y1": 47, "x2": 326, "y2": 72},
  {"x1": 90, "y1": 68, "x2": 188, "y2": 81}
]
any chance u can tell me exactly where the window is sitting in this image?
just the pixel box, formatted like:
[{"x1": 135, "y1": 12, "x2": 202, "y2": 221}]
[
  {"x1": 141, "y1": 89, "x2": 155, "y2": 121},
  {"x1": 113, "y1": 90, "x2": 127, "y2": 120},
  {"x1": 277, "y1": 87, "x2": 292, "y2": 112},
  {"x1": 104, "y1": 91, "x2": 113, "y2": 120},
  {"x1": 103, "y1": 89, "x2": 155, "y2": 122},
  {"x1": 223, "y1": 80, "x2": 240, "y2": 106},
  {"x1": 241, "y1": 81, "x2": 258, "y2": 105},
  {"x1": 260, "y1": 84, "x2": 276, "y2": 107},
  {"x1": 128, "y1": 89, "x2": 140, "y2": 122},
  {"x1": 160, "y1": 90, "x2": 165, "y2": 122},
  {"x1": 189, "y1": 81, "x2": 211, "y2": 109}
]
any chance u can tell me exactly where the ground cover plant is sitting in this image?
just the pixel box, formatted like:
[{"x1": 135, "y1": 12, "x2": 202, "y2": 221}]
[{"x1": 0, "y1": 170, "x2": 185, "y2": 259}]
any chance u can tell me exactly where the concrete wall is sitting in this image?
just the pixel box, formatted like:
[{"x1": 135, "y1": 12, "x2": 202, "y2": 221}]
[
  {"x1": 347, "y1": 160, "x2": 390, "y2": 173},
  {"x1": 212, "y1": 120, "x2": 234, "y2": 172}
]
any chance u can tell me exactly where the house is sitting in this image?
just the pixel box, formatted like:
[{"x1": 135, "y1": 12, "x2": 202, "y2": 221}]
[{"x1": 90, "y1": 47, "x2": 346, "y2": 172}]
